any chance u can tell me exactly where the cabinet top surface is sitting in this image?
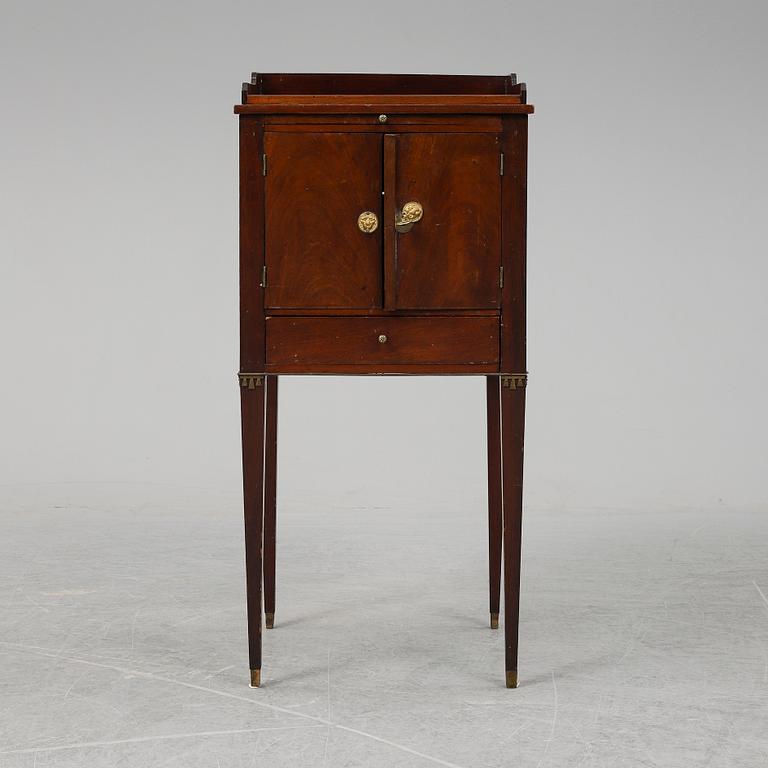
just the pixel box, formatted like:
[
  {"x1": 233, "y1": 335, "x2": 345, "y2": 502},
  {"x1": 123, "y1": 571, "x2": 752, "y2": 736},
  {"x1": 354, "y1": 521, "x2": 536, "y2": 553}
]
[{"x1": 235, "y1": 73, "x2": 533, "y2": 115}]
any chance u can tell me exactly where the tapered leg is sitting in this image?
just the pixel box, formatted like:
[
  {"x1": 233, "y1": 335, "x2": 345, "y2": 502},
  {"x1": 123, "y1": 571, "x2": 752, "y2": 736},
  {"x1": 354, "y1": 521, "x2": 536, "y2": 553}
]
[
  {"x1": 500, "y1": 376, "x2": 526, "y2": 688},
  {"x1": 240, "y1": 376, "x2": 266, "y2": 687},
  {"x1": 263, "y1": 375, "x2": 278, "y2": 629},
  {"x1": 486, "y1": 376, "x2": 502, "y2": 629}
]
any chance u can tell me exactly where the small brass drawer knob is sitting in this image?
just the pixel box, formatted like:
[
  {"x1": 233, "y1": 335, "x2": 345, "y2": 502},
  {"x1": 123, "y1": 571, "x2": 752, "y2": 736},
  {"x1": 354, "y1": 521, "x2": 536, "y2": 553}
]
[
  {"x1": 357, "y1": 211, "x2": 379, "y2": 233},
  {"x1": 378, "y1": 334, "x2": 387, "y2": 344},
  {"x1": 378, "y1": 114, "x2": 387, "y2": 123}
]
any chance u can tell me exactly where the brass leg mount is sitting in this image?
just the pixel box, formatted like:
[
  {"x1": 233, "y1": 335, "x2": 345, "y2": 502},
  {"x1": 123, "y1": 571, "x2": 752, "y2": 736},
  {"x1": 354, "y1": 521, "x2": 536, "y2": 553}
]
[
  {"x1": 250, "y1": 668, "x2": 261, "y2": 688},
  {"x1": 265, "y1": 612, "x2": 274, "y2": 629},
  {"x1": 490, "y1": 613, "x2": 499, "y2": 629},
  {"x1": 500, "y1": 373, "x2": 528, "y2": 390},
  {"x1": 506, "y1": 670, "x2": 518, "y2": 689},
  {"x1": 238, "y1": 373, "x2": 265, "y2": 390}
]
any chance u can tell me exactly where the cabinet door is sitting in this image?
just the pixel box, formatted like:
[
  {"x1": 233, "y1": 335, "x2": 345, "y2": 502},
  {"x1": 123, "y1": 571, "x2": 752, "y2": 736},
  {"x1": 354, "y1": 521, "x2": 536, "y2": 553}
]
[
  {"x1": 264, "y1": 133, "x2": 382, "y2": 309},
  {"x1": 392, "y1": 133, "x2": 502, "y2": 310}
]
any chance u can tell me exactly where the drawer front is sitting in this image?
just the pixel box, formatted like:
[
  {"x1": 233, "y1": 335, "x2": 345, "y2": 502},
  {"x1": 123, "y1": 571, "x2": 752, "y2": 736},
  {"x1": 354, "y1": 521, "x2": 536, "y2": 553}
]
[{"x1": 266, "y1": 316, "x2": 499, "y2": 372}]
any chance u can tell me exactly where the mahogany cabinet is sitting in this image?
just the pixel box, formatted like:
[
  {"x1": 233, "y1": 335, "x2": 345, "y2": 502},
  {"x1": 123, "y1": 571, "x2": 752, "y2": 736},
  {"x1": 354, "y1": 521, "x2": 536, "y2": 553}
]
[{"x1": 235, "y1": 73, "x2": 533, "y2": 688}]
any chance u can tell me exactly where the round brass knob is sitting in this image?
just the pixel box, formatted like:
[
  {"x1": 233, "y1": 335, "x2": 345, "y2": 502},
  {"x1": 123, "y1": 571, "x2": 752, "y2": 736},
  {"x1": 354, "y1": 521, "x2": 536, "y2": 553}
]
[
  {"x1": 378, "y1": 334, "x2": 387, "y2": 344},
  {"x1": 378, "y1": 114, "x2": 387, "y2": 123},
  {"x1": 357, "y1": 211, "x2": 379, "y2": 233}
]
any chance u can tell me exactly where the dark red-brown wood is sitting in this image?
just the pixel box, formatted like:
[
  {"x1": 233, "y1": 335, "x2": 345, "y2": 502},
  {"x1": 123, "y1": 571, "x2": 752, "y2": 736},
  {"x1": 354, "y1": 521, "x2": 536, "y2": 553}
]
[
  {"x1": 486, "y1": 376, "x2": 502, "y2": 628},
  {"x1": 249, "y1": 72, "x2": 519, "y2": 96},
  {"x1": 500, "y1": 116, "x2": 528, "y2": 373},
  {"x1": 265, "y1": 308, "x2": 499, "y2": 317},
  {"x1": 235, "y1": 95, "x2": 533, "y2": 115},
  {"x1": 264, "y1": 132, "x2": 382, "y2": 309},
  {"x1": 239, "y1": 118, "x2": 265, "y2": 370},
  {"x1": 499, "y1": 116, "x2": 528, "y2": 686},
  {"x1": 265, "y1": 316, "x2": 499, "y2": 369},
  {"x1": 394, "y1": 132, "x2": 502, "y2": 310},
  {"x1": 237, "y1": 73, "x2": 531, "y2": 689},
  {"x1": 263, "y1": 115, "x2": 502, "y2": 131},
  {"x1": 264, "y1": 363, "x2": 501, "y2": 375},
  {"x1": 501, "y1": 380, "x2": 526, "y2": 688},
  {"x1": 240, "y1": 380, "x2": 265, "y2": 684},
  {"x1": 383, "y1": 134, "x2": 397, "y2": 310},
  {"x1": 249, "y1": 94, "x2": 522, "y2": 105},
  {"x1": 263, "y1": 375, "x2": 278, "y2": 629}
]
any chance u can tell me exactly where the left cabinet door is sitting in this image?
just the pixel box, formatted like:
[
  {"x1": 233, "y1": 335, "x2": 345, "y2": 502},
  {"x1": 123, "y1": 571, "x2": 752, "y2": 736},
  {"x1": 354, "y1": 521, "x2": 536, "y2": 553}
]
[{"x1": 264, "y1": 132, "x2": 383, "y2": 309}]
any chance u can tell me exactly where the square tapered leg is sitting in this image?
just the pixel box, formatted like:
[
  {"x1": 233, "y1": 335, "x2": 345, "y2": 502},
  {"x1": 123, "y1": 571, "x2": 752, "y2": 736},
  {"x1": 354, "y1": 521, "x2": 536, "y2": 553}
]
[
  {"x1": 500, "y1": 376, "x2": 526, "y2": 687},
  {"x1": 486, "y1": 376, "x2": 502, "y2": 630},
  {"x1": 240, "y1": 375, "x2": 266, "y2": 686},
  {"x1": 263, "y1": 375, "x2": 278, "y2": 629}
]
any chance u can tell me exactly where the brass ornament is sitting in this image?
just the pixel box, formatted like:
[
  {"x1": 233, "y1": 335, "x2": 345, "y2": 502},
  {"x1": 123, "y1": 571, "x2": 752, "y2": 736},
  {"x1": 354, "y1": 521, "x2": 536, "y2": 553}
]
[
  {"x1": 394, "y1": 201, "x2": 423, "y2": 232},
  {"x1": 501, "y1": 374, "x2": 528, "y2": 390},
  {"x1": 357, "y1": 211, "x2": 379, "y2": 233},
  {"x1": 238, "y1": 373, "x2": 264, "y2": 390}
]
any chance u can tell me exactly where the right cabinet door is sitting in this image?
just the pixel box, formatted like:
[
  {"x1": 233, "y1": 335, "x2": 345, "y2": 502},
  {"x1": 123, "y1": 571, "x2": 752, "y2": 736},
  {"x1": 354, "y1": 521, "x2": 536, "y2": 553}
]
[{"x1": 393, "y1": 133, "x2": 502, "y2": 310}]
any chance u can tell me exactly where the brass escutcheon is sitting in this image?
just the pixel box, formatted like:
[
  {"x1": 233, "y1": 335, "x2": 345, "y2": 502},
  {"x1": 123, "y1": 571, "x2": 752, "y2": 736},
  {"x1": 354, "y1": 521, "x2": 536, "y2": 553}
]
[{"x1": 358, "y1": 211, "x2": 379, "y2": 233}]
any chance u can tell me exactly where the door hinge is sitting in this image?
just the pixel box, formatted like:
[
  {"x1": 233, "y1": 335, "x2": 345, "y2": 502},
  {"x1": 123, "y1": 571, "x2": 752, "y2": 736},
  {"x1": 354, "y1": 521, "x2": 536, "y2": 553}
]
[
  {"x1": 500, "y1": 153, "x2": 505, "y2": 176},
  {"x1": 262, "y1": 153, "x2": 267, "y2": 176},
  {"x1": 499, "y1": 265, "x2": 504, "y2": 288},
  {"x1": 260, "y1": 265, "x2": 267, "y2": 288}
]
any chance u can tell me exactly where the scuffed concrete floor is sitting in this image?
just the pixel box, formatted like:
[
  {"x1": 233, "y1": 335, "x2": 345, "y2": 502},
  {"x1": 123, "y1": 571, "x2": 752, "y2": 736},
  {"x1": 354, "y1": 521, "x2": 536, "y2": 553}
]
[{"x1": 1, "y1": 483, "x2": 767, "y2": 767}]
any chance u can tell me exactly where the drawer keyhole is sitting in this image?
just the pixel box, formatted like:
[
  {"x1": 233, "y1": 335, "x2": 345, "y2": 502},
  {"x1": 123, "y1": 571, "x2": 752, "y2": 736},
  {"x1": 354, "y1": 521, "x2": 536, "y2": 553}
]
[{"x1": 378, "y1": 334, "x2": 388, "y2": 344}]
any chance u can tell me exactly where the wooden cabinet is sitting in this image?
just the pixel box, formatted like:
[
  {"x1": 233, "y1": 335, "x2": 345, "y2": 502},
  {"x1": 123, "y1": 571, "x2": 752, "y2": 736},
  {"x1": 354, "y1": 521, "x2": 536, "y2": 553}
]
[
  {"x1": 235, "y1": 73, "x2": 533, "y2": 688},
  {"x1": 263, "y1": 130, "x2": 502, "y2": 311}
]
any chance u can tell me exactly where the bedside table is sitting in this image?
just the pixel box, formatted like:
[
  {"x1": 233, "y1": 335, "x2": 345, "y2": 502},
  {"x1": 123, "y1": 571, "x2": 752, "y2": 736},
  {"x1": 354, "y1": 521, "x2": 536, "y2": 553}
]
[{"x1": 235, "y1": 72, "x2": 533, "y2": 688}]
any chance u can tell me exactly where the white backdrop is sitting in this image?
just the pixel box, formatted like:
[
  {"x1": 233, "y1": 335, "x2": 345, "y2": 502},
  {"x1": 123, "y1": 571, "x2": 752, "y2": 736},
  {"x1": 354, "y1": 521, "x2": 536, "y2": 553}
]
[{"x1": 1, "y1": 0, "x2": 766, "y2": 511}]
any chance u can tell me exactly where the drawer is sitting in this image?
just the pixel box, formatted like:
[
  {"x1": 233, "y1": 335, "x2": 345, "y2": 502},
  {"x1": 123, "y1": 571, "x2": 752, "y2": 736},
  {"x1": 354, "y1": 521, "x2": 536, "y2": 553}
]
[{"x1": 265, "y1": 316, "x2": 499, "y2": 373}]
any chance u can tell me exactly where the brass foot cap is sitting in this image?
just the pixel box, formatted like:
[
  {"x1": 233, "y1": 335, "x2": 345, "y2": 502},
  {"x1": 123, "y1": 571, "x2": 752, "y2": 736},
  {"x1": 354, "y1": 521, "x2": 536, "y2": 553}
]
[
  {"x1": 506, "y1": 670, "x2": 518, "y2": 689},
  {"x1": 490, "y1": 613, "x2": 499, "y2": 629},
  {"x1": 265, "y1": 612, "x2": 274, "y2": 629},
  {"x1": 250, "y1": 668, "x2": 261, "y2": 688}
]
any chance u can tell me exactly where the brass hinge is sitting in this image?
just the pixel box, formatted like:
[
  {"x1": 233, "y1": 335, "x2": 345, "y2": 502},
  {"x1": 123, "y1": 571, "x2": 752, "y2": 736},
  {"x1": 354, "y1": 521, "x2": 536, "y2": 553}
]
[
  {"x1": 260, "y1": 265, "x2": 267, "y2": 288},
  {"x1": 500, "y1": 153, "x2": 504, "y2": 176},
  {"x1": 262, "y1": 153, "x2": 267, "y2": 176},
  {"x1": 499, "y1": 265, "x2": 504, "y2": 288}
]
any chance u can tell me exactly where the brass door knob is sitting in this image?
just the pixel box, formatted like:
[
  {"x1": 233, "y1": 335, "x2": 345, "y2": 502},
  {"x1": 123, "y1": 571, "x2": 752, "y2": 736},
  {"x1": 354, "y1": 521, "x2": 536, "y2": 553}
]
[
  {"x1": 378, "y1": 334, "x2": 387, "y2": 343},
  {"x1": 394, "y1": 201, "x2": 423, "y2": 233},
  {"x1": 357, "y1": 211, "x2": 379, "y2": 233}
]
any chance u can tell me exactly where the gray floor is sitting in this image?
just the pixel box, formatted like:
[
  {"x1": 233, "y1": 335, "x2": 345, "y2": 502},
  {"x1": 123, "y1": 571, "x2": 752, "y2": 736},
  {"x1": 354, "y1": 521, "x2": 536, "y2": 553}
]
[{"x1": 1, "y1": 483, "x2": 767, "y2": 767}]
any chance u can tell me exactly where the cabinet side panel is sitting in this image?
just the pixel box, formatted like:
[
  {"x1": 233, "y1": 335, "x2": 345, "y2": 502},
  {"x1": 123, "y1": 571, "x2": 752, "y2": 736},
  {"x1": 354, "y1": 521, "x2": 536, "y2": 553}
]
[
  {"x1": 500, "y1": 116, "x2": 528, "y2": 373},
  {"x1": 240, "y1": 117, "x2": 266, "y2": 370}
]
